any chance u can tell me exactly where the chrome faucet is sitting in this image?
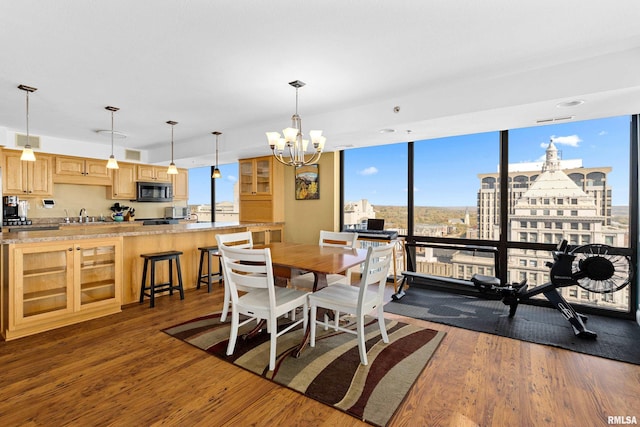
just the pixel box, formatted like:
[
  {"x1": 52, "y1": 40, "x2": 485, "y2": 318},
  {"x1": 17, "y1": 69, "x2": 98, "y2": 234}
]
[{"x1": 79, "y1": 208, "x2": 86, "y2": 223}]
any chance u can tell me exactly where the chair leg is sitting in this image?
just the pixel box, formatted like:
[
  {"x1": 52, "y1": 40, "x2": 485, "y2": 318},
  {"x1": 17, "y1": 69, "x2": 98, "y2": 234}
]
[
  {"x1": 226, "y1": 310, "x2": 240, "y2": 356},
  {"x1": 378, "y1": 306, "x2": 389, "y2": 343},
  {"x1": 357, "y1": 314, "x2": 368, "y2": 365},
  {"x1": 269, "y1": 315, "x2": 277, "y2": 371},
  {"x1": 302, "y1": 301, "x2": 308, "y2": 331},
  {"x1": 310, "y1": 304, "x2": 317, "y2": 348},
  {"x1": 220, "y1": 285, "x2": 230, "y2": 322}
]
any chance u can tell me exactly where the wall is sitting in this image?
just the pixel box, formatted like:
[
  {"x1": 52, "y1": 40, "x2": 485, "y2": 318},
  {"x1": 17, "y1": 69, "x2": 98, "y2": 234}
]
[
  {"x1": 26, "y1": 183, "x2": 185, "y2": 221},
  {"x1": 283, "y1": 152, "x2": 340, "y2": 244}
]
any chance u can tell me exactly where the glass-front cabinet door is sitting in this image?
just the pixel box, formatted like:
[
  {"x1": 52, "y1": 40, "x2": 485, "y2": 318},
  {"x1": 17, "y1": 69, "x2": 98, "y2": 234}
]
[
  {"x1": 239, "y1": 157, "x2": 273, "y2": 197},
  {"x1": 254, "y1": 158, "x2": 271, "y2": 195},
  {"x1": 14, "y1": 243, "x2": 73, "y2": 324},
  {"x1": 77, "y1": 240, "x2": 121, "y2": 310}
]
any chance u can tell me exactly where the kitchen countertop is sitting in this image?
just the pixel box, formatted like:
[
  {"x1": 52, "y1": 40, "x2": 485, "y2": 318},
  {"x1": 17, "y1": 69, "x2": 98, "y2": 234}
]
[{"x1": 0, "y1": 221, "x2": 278, "y2": 244}]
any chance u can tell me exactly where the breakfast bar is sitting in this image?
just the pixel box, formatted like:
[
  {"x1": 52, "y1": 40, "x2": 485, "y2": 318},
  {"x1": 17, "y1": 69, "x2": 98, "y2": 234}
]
[{"x1": 1, "y1": 221, "x2": 284, "y2": 340}]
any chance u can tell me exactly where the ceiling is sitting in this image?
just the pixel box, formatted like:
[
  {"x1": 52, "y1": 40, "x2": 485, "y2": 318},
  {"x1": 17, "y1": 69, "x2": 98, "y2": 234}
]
[{"x1": 1, "y1": 0, "x2": 640, "y2": 168}]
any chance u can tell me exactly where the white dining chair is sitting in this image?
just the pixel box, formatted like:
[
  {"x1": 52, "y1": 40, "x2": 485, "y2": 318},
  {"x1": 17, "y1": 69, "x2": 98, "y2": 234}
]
[
  {"x1": 216, "y1": 231, "x2": 253, "y2": 322},
  {"x1": 218, "y1": 244, "x2": 310, "y2": 371},
  {"x1": 308, "y1": 242, "x2": 394, "y2": 366},
  {"x1": 290, "y1": 230, "x2": 359, "y2": 289}
]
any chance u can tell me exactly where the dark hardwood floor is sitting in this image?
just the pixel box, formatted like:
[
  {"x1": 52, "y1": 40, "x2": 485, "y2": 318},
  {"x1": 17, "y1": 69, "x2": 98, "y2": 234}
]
[{"x1": 1, "y1": 285, "x2": 638, "y2": 426}]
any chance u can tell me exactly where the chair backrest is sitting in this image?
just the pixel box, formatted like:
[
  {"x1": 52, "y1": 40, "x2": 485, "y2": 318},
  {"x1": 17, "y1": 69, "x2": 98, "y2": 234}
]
[
  {"x1": 216, "y1": 231, "x2": 253, "y2": 249},
  {"x1": 218, "y1": 245, "x2": 277, "y2": 308},
  {"x1": 357, "y1": 243, "x2": 395, "y2": 311},
  {"x1": 319, "y1": 230, "x2": 358, "y2": 248}
]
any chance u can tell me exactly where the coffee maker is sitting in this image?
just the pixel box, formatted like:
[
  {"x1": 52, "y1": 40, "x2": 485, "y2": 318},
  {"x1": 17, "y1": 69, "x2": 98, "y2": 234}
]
[{"x1": 3, "y1": 196, "x2": 32, "y2": 226}]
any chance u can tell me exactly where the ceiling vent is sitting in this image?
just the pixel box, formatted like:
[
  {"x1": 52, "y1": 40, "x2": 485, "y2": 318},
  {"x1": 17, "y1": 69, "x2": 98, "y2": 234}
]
[
  {"x1": 15, "y1": 133, "x2": 41, "y2": 149},
  {"x1": 125, "y1": 149, "x2": 141, "y2": 162},
  {"x1": 536, "y1": 116, "x2": 575, "y2": 124}
]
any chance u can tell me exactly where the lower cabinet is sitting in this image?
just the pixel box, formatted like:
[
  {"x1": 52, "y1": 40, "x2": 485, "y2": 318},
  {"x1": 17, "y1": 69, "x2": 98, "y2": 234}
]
[
  {"x1": 2, "y1": 237, "x2": 122, "y2": 340},
  {"x1": 249, "y1": 224, "x2": 284, "y2": 245}
]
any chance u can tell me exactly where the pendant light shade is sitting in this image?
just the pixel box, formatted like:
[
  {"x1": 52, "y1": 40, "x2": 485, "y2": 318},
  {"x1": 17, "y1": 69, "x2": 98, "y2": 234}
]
[
  {"x1": 212, "y1": 131, "x2": 222, "y2": 179},
  {"x1": 167, "y1": 121, "x2": 179, "y2": 175},
  {"x1": 105, "y1": 106, "x2": 120, "y2": 169},
  {"x1": 18, "y1": 84, "x2": 37, "y2": 162}
]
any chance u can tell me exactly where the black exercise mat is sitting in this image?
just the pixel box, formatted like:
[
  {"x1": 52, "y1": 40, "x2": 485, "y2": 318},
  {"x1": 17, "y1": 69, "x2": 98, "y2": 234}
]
[{"x1": 386, "y1": 287, "x2": 640, "y2": 365}]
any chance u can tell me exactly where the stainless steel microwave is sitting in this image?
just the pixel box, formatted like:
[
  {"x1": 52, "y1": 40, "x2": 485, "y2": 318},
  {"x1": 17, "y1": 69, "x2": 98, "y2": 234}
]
[{"x1": 136, "y1": 182, "x2": 173, "y2": 202}]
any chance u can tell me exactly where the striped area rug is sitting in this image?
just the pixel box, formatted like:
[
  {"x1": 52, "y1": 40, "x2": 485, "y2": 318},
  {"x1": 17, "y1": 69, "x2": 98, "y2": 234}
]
[{"x1": 163, "y1": 312, "x2": 445, "y2": 426}]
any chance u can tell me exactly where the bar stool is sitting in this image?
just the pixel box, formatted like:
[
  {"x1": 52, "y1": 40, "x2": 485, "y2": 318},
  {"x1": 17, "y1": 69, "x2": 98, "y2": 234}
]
[
  {"x1": 139, "y1": 251, "x2": 184, "y2": 308},
  {"x1": 196, "y1": 246, "x2": 223, "y2": 292}
]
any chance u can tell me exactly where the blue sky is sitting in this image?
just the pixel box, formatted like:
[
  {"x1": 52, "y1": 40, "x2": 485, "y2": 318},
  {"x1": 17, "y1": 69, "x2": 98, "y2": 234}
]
[
  {"x1": 191, "y1": 115, "x2": 631, "y2": 206},
  {"x1": 189, "y1": 163, "x2": 237, "y2": 204},
  {"x1": 344, "y1": 115, "x2": 630, "y2": 206}
]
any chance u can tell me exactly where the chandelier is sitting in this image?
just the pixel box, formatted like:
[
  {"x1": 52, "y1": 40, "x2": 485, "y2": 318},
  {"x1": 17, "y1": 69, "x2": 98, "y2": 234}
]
[
  {"x1": 18, "y1": 84, "x2": 37, "y2": 162},
  {"x1": 266, "y1": 80, "x2": 325, "y2": 167}
]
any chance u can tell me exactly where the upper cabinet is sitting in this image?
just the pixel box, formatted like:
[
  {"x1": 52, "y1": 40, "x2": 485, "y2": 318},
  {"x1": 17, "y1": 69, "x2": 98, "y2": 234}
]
[
  {"x1": 238, "y1": 156, "x2": 283, "y2": 222},
  {"x1": 239, "y1": 157, "x2": 274, "y2": 198},
  {"x1": 172, "y1": 168, "x2": 189, "y2": 200},
  {"x1": 137, "y1": 165, "x2": 171, "y2": 183},
  {"x1": 109, "y1": 162, "x2": 137, "y2": 200},
  {"x1": 3, "y1": 150, "x2": 53, "y2": 197},
  {"x1": 53, "y1": 155, "x2": 112, "y2": 185}
]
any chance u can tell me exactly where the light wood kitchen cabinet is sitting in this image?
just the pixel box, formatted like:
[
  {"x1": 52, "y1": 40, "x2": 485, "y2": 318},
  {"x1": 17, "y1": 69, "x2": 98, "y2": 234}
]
[
  {"x1": 137, "y1": 165, "x2": 171, "y2": 182},
  {"x1": 248, "y1": 224, "x2": 284, "y2": 245},
  {"x1": 109, "y1": 162, "x2": 137, "y2": 199},
  {"x1": 53, "y1": 155, "x2": 112, "y2": 185},
  {"x1": 239, "y1": 156, "x2": 274, "y2": 197},
  {"x1": 2, "y1": 237, "x2": 122, "y2": 340},
  {"x1": 239, "y1": 156, "x2": 284, "y2": 222},
  {"x1": 172, "y1": 168, "x2": 189, "y2": 200},
  {"x1": 2, "y1": 150, "x2": 53, "y2": 197}
]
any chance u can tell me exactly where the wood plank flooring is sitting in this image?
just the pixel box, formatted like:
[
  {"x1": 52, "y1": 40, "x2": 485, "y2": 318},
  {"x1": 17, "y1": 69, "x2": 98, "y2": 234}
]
[{"x1": 1, "y1": 285, "x2": 638, "y2": 426}]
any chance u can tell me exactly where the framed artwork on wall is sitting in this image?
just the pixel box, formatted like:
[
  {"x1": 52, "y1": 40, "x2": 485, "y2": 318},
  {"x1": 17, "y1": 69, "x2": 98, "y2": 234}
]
[{"x1": 295, "y1": 164, "x2": 319, "y2": 200}]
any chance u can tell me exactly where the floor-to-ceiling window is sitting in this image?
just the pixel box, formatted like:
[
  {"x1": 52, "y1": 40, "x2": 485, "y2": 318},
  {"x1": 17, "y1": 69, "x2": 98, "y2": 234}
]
[
  {"x1": 341, "y1": 115, "x2": 637, "y2": 318},
  {"x1": 342, "y1": 143, "x2": 408, "y2": 232},
  {"x1": 188, "y1": 163, "x2": 239, "y2": 222},
  {"x1": 507, "y1": 116, "x2": 632, "y2": 312}
]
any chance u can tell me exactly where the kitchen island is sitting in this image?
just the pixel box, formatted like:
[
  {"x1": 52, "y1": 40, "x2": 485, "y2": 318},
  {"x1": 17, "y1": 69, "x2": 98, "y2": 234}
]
[{"x1": 1, "y1": 221, "x2": 284, "y2": 340}]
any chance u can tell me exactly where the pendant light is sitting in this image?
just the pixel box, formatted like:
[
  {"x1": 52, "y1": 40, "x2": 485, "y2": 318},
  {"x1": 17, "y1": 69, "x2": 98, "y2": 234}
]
[
  {"x1": 105, "y1": 106, "x2": 120, "y2": 169},
  {"x1": 18, "y1": 84, "x2": 37, "y2": 162},
  {"x1": 167, "y1": 121, "x2": 179, "y2": 175},
  {"x1": 212, "y1": 131, "x2": 222, "y2": 179}
]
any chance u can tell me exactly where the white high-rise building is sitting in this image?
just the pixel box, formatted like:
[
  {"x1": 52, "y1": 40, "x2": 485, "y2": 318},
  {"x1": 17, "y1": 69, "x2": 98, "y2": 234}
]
[{"x1": 452, "y1": 140, "x2": 628, "y2": 311}]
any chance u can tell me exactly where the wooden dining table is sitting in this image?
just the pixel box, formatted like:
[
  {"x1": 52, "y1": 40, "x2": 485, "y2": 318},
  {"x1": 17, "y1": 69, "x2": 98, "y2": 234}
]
[
  {"x1": 259, "y1": 241, "x2": 368, "y2": 289},
  {"x1": 254, "y1": 241, "x2": 369, "y2": 356}
]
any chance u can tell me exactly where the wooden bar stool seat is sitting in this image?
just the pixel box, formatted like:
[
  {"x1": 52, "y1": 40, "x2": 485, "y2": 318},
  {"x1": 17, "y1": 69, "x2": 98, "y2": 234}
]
[
  {"x1": 196, "y1": 246, "x2": 223, "y2": 292},
  {"x1": 139, "y1": 250, "x2": 184, "y2": 308}
]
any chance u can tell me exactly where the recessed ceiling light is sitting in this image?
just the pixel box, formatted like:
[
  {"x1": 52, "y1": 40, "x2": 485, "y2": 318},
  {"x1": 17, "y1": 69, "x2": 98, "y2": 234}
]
[
  {"x1": 379, "y1": 129, "x2": 396, "y2": 133},
  {"x1": 556, "y1": 100, "x2": 585, "y2": 108},
  {"x1": 96, "y1": 129, "x2": 127, "y2": 139}
]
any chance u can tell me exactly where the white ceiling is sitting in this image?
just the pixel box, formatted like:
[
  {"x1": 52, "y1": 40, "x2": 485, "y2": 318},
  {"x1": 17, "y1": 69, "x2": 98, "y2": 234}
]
[{"x1": 1, "y1": 0, "x2": 640, "y2": 168}]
